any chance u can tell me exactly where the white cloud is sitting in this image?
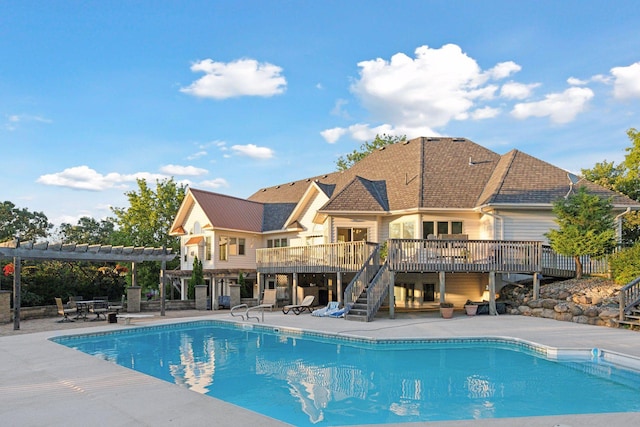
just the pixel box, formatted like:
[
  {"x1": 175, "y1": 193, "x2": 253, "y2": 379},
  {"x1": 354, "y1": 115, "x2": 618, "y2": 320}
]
[
  {"x1": 330, "y1": 99, "x2": 350, "y2": 119},
  {"x1": 186, "y1": 150, "x2": 207, "y2": 160},
  {"x1": 511, "y1": 87, "x2": 594, "y2": 124},
  {"x1": 230, "y1": 144, "x2": 274, "y2": 159},
  {"x1": 159, "y1": 164, "x2": 208, "y2": 176},
  {"x1": 485, "y1": 61, "x2": 521, "y2": 80},
  {"x1": 3, "y1": 113, "x2": 52, "y2": 131},
  {"x1": 321, "y1": 123, "x2": 438, "y2": 143},
  {"x1": 180, "y1": 58, "x2": 287, "y2": 99},
  {"x1": 471, "y1": 106, "x2": 501, "y2": 120},
  {"x1": 36, "y1": 166, "x2": 168, "y2": 191},
  {"x1": 323, "y1": 44, "x2": 520, "y2": 143},
  {"x1": 611, "y1": 62, "x2": 640, "y2": 99},
  {"x1": 567, "y1": 77, "x2": 587, "y2": 86},
  {"x1": 199, "y1": 178, "x2": 229, "y2": 189},
  {"x1": 500, "y1": 81, "x2": 541, "y2": 99},
  {"x1": 320, "y1": 127, "x2": 348, "y2": 144}
]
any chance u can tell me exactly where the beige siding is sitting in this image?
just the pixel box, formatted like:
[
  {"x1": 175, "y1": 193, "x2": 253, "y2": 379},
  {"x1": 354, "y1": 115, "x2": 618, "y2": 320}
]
[
  {"x1": 213, "y1": 231, "x2": 259, "y2": 270},
  {"x1": 179, "y1": 204, "x2": 210, "y2": 270},
  {"x1": 499, "y1": 209, "x2": 556, "y2": 242},
  {"x1": 291, "y1": 190, "x2": 330, "y2": 245}
]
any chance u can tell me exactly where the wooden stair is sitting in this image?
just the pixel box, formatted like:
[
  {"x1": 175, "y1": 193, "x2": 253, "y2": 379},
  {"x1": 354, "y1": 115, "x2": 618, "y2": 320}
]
[
  {"x1": 617, "y1": 305, "x2": 640, "y2": 327},
  {"x1": 344, "y1": 293, "x2": 368, "y2": 322},
  {"x1": 616, "y1": 276, "x2": 640, "y2": 328}
]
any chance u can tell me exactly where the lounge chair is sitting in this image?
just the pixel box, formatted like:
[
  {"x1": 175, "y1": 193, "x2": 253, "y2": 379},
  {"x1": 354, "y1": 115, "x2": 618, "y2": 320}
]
[
  {"x1": 55, "y1": 297, "x2": 77, "y2": 322},
  {"x1": 311, "y1": 301, "x2": 340, "y2": 317},
  {"x1": 282, "y1": 295, "x2": 315, "y2": 315},
  {"x1": 260, "y1": 289, "x2": 277, "y2": 311}
]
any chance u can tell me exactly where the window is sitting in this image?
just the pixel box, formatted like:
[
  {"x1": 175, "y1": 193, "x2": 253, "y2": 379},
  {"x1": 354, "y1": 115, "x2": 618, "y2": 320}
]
[
  {"x1": 229, "y1": 238, "x2": 246, "y2": 256},
  {"x1": 389, "y1": 221, "x2": 415, "y2": 239},
  {"x1": 205, "y1": 237, "x2": 212, "y2": 260},
  {"x1": 267, "y1": 238, "x2": 287, "y2": 248},
  {"x1": 423, "y1": 221, "x2": 463, "y2": 238},
  {"x1": 337, "y1": 227, "x2": 368, "y2": 242},
  {"x1": 219, "y1": 237, "x2": 228, "y2": 261}
]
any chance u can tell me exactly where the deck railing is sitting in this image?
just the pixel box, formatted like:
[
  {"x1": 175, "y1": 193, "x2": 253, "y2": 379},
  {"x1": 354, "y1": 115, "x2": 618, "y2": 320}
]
[
  {"x1": 541, "y1": 245, "x2": 610, "y2": 277},
  {"x1": 256, "y1": 241, "x2": 378, "y2": 274},
  {"x1": 388, "y1": 239, "x2": 542, "y2": 273},
  {"x1": 619, "y1": 276, "x2": 640, "y2": 320}
]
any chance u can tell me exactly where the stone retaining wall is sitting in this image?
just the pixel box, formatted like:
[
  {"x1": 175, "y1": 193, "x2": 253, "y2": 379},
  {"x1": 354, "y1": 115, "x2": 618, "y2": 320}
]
[{"x1": 510, "y1": 298, "x2": 620, "y2": 327}]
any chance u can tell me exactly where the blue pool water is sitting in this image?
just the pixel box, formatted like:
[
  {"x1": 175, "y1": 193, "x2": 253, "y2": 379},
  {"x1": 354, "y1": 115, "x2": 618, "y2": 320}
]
[{"x1": 52, "y1": 321, "x2": 640, "y2": 426}]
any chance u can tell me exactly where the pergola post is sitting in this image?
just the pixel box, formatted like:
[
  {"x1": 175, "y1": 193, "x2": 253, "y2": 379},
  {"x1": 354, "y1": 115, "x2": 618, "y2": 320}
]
[
  {"x1": 13, "y1": 256, "x2": 21, "y2": 331},
  {"x1": 160, "y1": 248, "x2": 166, "y2": 317}
]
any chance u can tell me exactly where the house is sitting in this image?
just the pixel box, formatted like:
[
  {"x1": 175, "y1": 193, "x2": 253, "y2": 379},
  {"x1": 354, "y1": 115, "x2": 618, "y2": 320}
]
[{"x1": 169, "y1": 137, "x2": 639, "y2": 320}]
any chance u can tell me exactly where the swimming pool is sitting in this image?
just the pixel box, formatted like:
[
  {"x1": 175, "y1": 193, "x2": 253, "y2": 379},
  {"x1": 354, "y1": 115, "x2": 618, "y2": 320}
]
[{"x1": 52, "y1": 320, "x2": 640, "y2": 426}]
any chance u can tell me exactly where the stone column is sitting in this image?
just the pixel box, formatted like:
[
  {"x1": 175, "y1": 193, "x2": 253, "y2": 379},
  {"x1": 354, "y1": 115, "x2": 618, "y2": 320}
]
[
  {"x1": 195, "y1": 285, "x2": 208, "y2": 310},
  {"x1": 229, "y1": 283, "x2": 241, "y2": 308},
  {"x1": 0, "y1": 290, "x2": 10, "y2": 323},
  {"x1": 127, "y1": 286, "x2": 141, "y2": 313}
]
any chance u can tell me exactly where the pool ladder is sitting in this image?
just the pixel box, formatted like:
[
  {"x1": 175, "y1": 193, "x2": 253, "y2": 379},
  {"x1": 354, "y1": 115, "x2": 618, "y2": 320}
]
[{"x1": 230, "y1": 304, "x2": 271, "y2": 322}]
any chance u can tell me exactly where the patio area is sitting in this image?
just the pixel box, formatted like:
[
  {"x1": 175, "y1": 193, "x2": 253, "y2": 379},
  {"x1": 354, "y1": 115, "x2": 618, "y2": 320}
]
[{"x1": 2, "y1": 309, "x2": 640, "y2": 426}]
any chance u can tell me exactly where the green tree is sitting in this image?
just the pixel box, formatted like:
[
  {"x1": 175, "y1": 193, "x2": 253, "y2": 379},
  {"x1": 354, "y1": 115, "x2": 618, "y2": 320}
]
[
  {"x1": 0, "y1": 201, "x2": 52, "y2": 242},
  {"x1": 545, "y1": 187, "x2": 616, "y2": 279},
  {"x1": 57, "y1": 216, "x2": 116, "y2": 244},
  {"x1": 335, "y1": 134, "x2": 406, "y2": 171},
  {"x1": 110, "y1": 178, "x2": 186, "y2": 289},
  {"x1": 582, "y1": 128, "x2": 640, "y2": 243},
  {"x1": 189, "y1": 256, "x2": 203, "y2": 299}
]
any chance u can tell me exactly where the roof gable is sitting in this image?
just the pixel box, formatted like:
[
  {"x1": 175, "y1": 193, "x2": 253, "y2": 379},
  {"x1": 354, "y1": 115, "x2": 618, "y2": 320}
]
[
  {"x1": 171, "y1": 188, "x2": 264, "y2": 234},
  {"x1": 321, "y1": 176, "x2": 389, "y2": 212}
]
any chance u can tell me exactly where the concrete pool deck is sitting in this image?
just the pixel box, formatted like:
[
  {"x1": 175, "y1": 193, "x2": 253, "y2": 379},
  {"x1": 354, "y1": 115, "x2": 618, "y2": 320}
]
[{"x1": 1, "y1": 310, "x2": 639, "y2": 426}]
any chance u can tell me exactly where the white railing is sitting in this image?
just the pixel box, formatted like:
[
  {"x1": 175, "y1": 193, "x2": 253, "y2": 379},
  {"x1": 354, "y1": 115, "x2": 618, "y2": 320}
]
[{"x1": 256, "y1": 241, "x2": 377, "y2": 273}]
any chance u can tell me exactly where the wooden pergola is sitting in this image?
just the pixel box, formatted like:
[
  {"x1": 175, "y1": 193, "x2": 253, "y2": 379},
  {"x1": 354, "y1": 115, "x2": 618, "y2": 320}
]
[{"x1": 0, "y1": 239, "x2": 176, "y2": 330}]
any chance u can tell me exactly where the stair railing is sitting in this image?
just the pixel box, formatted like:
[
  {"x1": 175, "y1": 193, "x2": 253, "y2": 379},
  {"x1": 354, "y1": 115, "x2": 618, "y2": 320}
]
[
  {"x1": 364, "y1": 260, "x2": 390, "y2": 321},
  {"x1": 619, "y1": 276, "x2": 640, "y2": 321},
  {"x1": 343, "y1": 244, "x2": 381, "y2": 316}
]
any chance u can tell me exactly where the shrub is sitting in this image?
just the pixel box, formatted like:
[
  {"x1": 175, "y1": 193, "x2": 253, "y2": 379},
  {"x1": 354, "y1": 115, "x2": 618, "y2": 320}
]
[{"x1": 609, "y1": 243, "x2": 640, "y2": 285}]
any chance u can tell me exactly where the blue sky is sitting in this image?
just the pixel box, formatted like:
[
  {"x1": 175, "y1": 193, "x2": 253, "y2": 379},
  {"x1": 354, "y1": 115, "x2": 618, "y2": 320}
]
[{"x1": 2, "y1": 0, "x2": 640, "y2": 229}]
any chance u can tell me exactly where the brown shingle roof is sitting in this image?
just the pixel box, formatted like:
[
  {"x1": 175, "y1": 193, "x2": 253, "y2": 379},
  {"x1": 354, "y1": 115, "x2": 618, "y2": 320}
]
[
  {"x1": 183, "y1": 137, "x2": 639, "y2": 234},
  {"x1": 322, "y1": 176, "x2": 389, "y2": 211},
  {"x1": 190, "y1": 188, "x2": 264, "y2": 232}
]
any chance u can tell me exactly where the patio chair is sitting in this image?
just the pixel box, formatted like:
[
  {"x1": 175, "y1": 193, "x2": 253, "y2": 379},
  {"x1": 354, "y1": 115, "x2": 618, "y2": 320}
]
[
  {"x1": 55, "y1": 297, "x2": 77, "y2": 322},
  {"x1": 260, "y1": 289, "x2": 277, "y2": 311},
  {"x1": 311, "y1": 301, "x2": 340, "y2": 317},
  {"x1": 282, "y1": 295, "x2": 315, "y2": 315},
  {"x1": 109, "y1": 295, "x2": 125, "y2": 313},
  {"x1": 89, "y1": 300, "x2": 109, "y2": 320}
]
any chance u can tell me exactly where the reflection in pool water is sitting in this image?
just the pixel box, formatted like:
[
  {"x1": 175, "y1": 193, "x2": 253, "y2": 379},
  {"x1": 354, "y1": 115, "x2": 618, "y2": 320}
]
[{"x1": 53, "y1": 321, "x2": 640, "y2": 426}]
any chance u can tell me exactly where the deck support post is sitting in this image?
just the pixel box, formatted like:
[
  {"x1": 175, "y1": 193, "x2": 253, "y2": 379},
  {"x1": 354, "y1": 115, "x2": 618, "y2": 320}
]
[
  {"x1": 489, "y1": 271, "x2": 497, "y2": 315},
  {"x1": 438, "y1": 271, "x2": 446, "y2": 303},
  {"x1": 292, "y1": 273, "x2": 298, "y2": 305},
  {"x1": 336, "y1": 272, "x2": 343, "y2": 304},
  {"x1": 389, "y1": 271, "x2": 395, "y2": 319},
  {"x1": 533, "y1": 272, "x2": 541, "y2": 300}
]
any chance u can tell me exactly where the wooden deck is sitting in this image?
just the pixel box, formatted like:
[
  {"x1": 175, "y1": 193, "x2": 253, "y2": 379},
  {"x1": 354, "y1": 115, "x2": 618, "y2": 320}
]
[{"x1": 256, "y1": 239, "x2": 609, "y2": 277}]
